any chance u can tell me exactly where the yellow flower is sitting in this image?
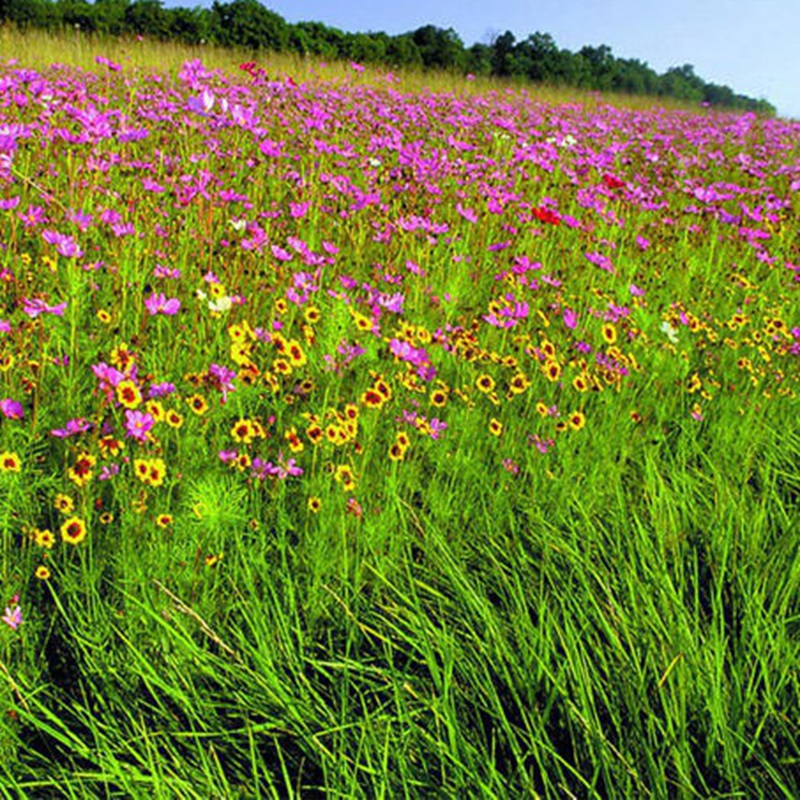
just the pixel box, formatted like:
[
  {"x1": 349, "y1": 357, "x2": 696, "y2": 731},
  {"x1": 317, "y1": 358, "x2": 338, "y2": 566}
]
[
  {"x1": 542, "y1": 360, "x2": 562, "y2": 382},
  {"x1": 34, "y1": 528, "x2": 55, "y2": 549},
  {"x1": 286, "y1": 340, "x2": 307, "y2": 368},
  {"x1": 601, "y1": 323, "x2": 617, "y2": 345},
  {"x1": 507, "y1": 373, "x2": 530, "y2": 395},
  {"x1": 35, "y1": 565, "x2": 51, "y2": 580},
  {"x1": 165, "y1": 409, "x2": 184, "y2": 428},
  {"x1": 134, "y1": 457, "x2": 167, "y2": 487},
  {"x1": 572, "y1": 374, "x2": 590, "y2": 393},
  {"x1": 146, "y1": 400, "x2": 165, "y2": 421},
  {"x1": 304, "y1": 306, "x2": 320, "y2": 324},
  {"x1": 231, "y1": 419, "x2": 257, "y2": 445},
  {"x1": 186, "y1": 394, "x2": 209, "y2": 415},
  {"x1": 67, "y1": 452, "x2": 96, "y2": 487},
  {"x1": 334, "y1": 464, "x2": 357, "y2": 491},
  {"x1": 489, "y1": 418, "x2": 503, "y2": 437},
  {"x1": 475, "y1": 374, "x2": 496, "y2": 393},
  {"x1": 0, "y1": 451, "x2": 21, "y2": 472},
  {"x1": 116, "y1": 379, "x2": 142, "y2": 410},
  {"x1": 54, "y1": 493, "x2": 74, "y2": 513},
  {"x1": 61, "y1": 516, "x2": 88, "y2": 545},
  {"x1": 307, "y1": 496, "x2": 322, "y2": 514},
  {"x1": 568, "y1": 411, "x2": 586, "y2": 431}
]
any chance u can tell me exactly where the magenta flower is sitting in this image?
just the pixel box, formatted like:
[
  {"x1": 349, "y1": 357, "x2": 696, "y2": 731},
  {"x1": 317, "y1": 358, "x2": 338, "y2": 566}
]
[
  {"x1": 2, "y1": 602, "x2": 22, "y2": 631},
  {"x1": 21, "y1": 298, "x2": 67, "y2": 318},
  {"x1": 563, "y1": 308, "x2": 578, "y2": 330},
  {"x1": 51, "y1": 417, "x2": 92, "y2": 438},
  {"x1": 290, "y1": 201, "x2": 310, "y2": 219},
  {"x1": 0, "y1": 398, "x2": 23, "y2": 419},
  {"x1": 145, "y1": 292, "x2": 181, "y2": 316},
  {"x1": 456, "y1": 203, "x2": 478, "y2": 223},
  {"x1": 148, "y1": 382, "x2": 176, "y2": 398},
  {"x1": 208, "y1": 363, "x2": 236, "y2": 403},
  {"x1": 124, "y1": 409, "x2": 154, "y2": 442},
  {"x1": 98, "y1": 464, "x2": 120, "y2": 481},
  {"x1": 42, "y1": 230, "x2": 83, "y2": 258},
  {"x1": 92, "y1": 362, "x2": 126, "y2": 391}
]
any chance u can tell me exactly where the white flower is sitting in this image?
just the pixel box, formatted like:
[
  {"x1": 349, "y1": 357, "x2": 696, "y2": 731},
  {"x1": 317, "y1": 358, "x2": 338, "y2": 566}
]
[{"x1": 660, "y1": 321, "x2": 679, "y2": 344}]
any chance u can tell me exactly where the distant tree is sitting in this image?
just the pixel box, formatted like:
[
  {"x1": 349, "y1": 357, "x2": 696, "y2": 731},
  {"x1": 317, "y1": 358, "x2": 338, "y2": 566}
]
[
  {"x1": 517, "y1": 32, "x2": 561, "y2": 82},
  {"x1": 124, "y1": 0, "x2": 169, "y2": 38},
  {"x1": 57, "y1": 0, "x2": 100, "y2": 32},
  {"x1": 411, "y1": 25, "x2": 466, "y2": 71},
  {"x1": 578, "y1": 44, "x2": 615, "y2": 90},
  {"x1": 0, "y1": 0, "x2": 50, "y2": 28},
  {"x1": 659, "y1": 64, "x2": 704, "y2": 102},
  {"x1": 344, "y1": 31, "x2": 387, "y2": 64},
  {"x1": 385, "y1": 33, "x2": 423, "y2": 69},
  {"x1": 166, "y1": 5, "x2": 209, "y2": 44},
  {"x1": 92, "y1": 0, "x2": 130, "y2": 35},
  {"x1": 610, "y1": 58, "x2": 659, "y2": 95},
  {"x1": 292, "y1": 20, "x2": 345, "y2": 59},
  {"x1": 465, "y1": 42, "x2": 493, "y2": 76},
  {"x1": 490, "y1": 30, "x2": 515, "y2": 77},
  {"x1": 210, "y1": 0, "x2": 289, "y2": 51}
]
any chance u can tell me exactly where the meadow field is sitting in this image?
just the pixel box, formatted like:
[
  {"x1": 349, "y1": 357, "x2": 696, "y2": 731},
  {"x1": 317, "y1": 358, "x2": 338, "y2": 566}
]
[{"x1": 0, "y1": 31, "x2": 798, "y2": 798}]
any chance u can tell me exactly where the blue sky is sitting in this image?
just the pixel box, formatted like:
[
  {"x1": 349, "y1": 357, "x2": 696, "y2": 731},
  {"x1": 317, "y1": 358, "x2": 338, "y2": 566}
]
[{"x1": 167, "y1": 0, "x2": 800, "y2": 119}]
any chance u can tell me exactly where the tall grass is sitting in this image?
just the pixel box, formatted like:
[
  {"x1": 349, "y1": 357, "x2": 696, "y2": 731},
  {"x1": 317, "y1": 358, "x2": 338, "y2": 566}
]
[{"x1": 0, "y1": 28, "x2": 797, "y2": 799}]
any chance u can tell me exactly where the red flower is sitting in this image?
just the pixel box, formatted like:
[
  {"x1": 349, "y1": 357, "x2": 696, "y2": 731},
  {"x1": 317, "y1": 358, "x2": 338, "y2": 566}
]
[{"x1": 532, "y1": 206, "x2": 561, "y2": 225}]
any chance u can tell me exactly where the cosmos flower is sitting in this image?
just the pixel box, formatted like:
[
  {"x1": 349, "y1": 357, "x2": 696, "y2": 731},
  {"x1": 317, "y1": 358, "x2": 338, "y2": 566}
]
[
  {"x1": 0, "y1": 398, "x2": 23, "y2": 419},
  {"x1": 145, "y1": 292, "x2": 181, "y2": 316}
]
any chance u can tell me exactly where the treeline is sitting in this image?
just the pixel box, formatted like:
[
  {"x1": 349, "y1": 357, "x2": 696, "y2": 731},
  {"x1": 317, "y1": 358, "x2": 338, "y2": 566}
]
[{"x1": 0, "y1": 0, "x2": 776, "y2": 115}]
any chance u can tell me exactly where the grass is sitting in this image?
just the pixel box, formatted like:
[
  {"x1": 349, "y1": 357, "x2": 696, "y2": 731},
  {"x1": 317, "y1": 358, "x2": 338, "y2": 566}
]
[{"x1": 0, "y1": 27, "x2": 798, "y2": 799}]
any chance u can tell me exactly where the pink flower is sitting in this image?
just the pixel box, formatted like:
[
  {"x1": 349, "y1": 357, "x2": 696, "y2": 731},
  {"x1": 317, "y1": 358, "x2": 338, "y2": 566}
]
[
  {"x1": 145, "y1": 292, "x2": 181, "y2": 316},
  {"x1": 0, "y1": 398, "x2": 23, "y2": 419},
  {"x1": 563, "y1": 308, "x2": 578, "y2": 330},
  {"x1": 124, "y1": 409, "x2": 154, "y2": 441},
  {"x1": 51, "y1": 417, "x2": 92, "y2": 438},
  {"x1": 456, "y1": 203, "x2": 478, "y2": 223},
  {"x1": 2, "y1": 602, "x2": 21, "y2": 631},
  {"x1": 21, "y1": 298, "x2": 67, "y2": 318}
]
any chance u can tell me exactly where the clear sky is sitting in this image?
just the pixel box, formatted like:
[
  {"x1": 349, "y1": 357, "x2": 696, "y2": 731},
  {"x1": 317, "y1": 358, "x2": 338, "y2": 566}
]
[{"x1": 169, "y1": 0, "x2": 800, "y2": 119}]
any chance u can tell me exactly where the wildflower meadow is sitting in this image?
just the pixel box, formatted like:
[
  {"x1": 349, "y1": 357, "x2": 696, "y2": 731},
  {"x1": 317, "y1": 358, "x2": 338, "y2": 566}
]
[{"x1": 0, "y1": 34, "x2": 798, "y2": 798}]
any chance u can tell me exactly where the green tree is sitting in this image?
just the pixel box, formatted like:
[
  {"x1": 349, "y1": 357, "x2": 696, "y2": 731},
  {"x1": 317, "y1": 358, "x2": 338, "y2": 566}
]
[
  {"x1": 490, "y1": 30, "x2": 516, "y2": 77},
  {"x1": 386, "y1": 33, "x2": 423, "y2": 69},
  {"x1": 0, "y1": 0, "x2": 51, "y2": 28},
  {"x1": 411, "y1": 25, "x2": 466, "y2": 71},
  {"x1": 210, "y1": 0, "x2": 289, "y2": 51},
  {"x1": 124, "y1": 0, "x2": 169, "y2": 37},
  {"x1": 92, "y1": 0, "x2": 130, "y2": 35},
  {"x1": 465, "y1": 42, "x2": 492, "y2": 76},
  {"x1": 166, "y1": 5, "x2": 210, "y2": 44}
]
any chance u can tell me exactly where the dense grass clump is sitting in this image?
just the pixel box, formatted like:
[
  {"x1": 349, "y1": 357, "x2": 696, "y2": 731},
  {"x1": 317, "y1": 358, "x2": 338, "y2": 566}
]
[{"x1": 0, "y1": 34, "x2": 798, "y2": 798}]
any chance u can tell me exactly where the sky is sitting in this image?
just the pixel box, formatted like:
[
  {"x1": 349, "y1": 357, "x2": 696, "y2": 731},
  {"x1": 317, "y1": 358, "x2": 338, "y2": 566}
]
[{"x1": 167, "y1": 0, "x2": 800, "y2": 119}]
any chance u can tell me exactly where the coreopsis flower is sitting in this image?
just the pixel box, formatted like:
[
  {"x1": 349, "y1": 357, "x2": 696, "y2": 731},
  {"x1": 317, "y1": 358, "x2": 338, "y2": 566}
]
[
  {"x1": 61, "y1": 516, "x2": 88, "y2": 545},
  {"x1": 67, "y1": 452, "x2": 96, "y2": 487},
  {"x1": 0, "y1": 451, "x2": 21, "y2": 472},
  {"x1": 116, "y1": 379, "x2": 142, "y2": 410},
  {"x1": 568, "y1": 411, "x2": 587, "y2": 431}
]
